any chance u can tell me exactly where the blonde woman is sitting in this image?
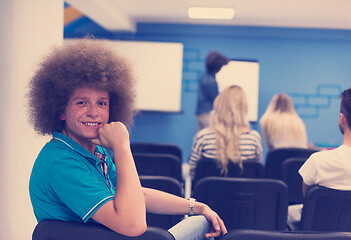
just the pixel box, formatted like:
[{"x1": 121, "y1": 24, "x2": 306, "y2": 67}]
[
  {"x1": 260, "y1": 93, "x2": 308, "y2": 151},
  {"x1": 189, "y1": 85, "x2": 263, "y2": 178}
]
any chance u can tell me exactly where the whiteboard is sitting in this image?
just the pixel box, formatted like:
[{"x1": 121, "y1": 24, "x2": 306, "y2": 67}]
[
  {"x1": 65, "y1": 39, "x2": 184, "y2": 112},
  {"x1": 110, "y1": 41, "x2": 183, "y2": 112},
  {"x1": 216, "y1": 60, "x2": 260, "y2": 122}
]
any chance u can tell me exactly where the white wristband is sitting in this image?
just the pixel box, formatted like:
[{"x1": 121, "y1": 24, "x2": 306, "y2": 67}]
[{"x1": 188, "y1": 198, "x2": 196, "y2": 215}]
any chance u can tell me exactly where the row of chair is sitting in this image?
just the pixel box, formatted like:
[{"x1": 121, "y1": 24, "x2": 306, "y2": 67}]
[
  {"x1": 131, "y1": 143, "x2": 317, "y2": 179},
  {"x1": 221, "y1": 230, "x2": 351, "y2": 240},
  {"x1": 130, "y1": 143, "x2": 318, "y2": 179},
  {"x1": 198, "y1": 178, "x2": 351, "y2": 232},
  {"x1": 193, "y1": 156, "x2": 312, "y2": 205},
  {"x1": 33, "y1": 220, "x2": 351, "y2": 240},
  {"x1": 139, "y1": 176, "x2": 351, "y2": 232},
  {"x1": 133, "y1": 154, "x2": 313, "y2": 204},
  {"x1": 33, "y1": 182, "x2": 351, "y2": 239}
]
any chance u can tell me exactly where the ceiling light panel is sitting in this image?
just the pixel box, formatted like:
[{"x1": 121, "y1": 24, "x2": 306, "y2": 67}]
[{"x1": 188, "y1": 7, "x2": 235, "y2": 20}]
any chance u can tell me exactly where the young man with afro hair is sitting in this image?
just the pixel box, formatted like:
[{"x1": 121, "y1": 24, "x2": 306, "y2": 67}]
[{"x1": 28, "y1": 39, "x2": 227, "y2": 239}]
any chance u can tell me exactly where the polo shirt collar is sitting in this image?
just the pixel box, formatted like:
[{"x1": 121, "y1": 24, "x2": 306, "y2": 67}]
[{"x1": 52, "y1": 131, "x2": 102, "y2": 165}]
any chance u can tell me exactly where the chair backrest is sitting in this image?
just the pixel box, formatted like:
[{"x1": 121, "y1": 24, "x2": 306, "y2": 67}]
[
  {"x1": 280, "y1": 157, "x2": 306, "y2": 204},
  {"x1": 301, "y1": 185, "x2": 351, "y2": 231},
  {"x1": 131, "y1": 142, "x2": 182, "y2": 161},
  {"x1": 193, "y1": 157, "x2": 264, "y2": 186},
  {"x1": 265, "y1": 148, "x2": 318, "y2": 179},
  {"x1": 32, "y1": 220, "x2": 175, "y2": 240},
  {"x1": 220, "y1": 229, "x2": 351, "y2": 240},
  {"x1": 194, "y1": 177, "x2": 288, "y2": 231},
  {"x1": 133, "y1": 153, "x2": 182, "y2": 182},
  {"x1": 139, "y1": 176, "x2": 183, "y2": 229}
]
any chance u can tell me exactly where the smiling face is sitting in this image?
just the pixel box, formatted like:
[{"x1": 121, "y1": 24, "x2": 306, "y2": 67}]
[{"x1": 60, "y1": 87, "x2": 109, "y2": 151}]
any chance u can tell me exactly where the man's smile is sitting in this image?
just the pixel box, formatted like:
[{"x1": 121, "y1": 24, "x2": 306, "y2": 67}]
[{"x1": 82, "y1": 122, "x2": 101, "y2": 127}]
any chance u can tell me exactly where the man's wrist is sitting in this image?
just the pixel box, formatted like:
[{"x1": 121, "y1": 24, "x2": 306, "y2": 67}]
[{"x1": 187, "y1": 198, "x2": 196, "y2": 215}]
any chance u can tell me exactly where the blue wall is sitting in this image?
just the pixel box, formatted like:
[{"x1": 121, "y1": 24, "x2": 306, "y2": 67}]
[{"x1": 65, "y1": 19, "x2": 351, "y2": 162}]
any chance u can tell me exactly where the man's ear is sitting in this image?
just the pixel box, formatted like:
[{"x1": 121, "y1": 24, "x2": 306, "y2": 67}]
[
  {"x1": 339, "y1": 112, "x2": 346, "y2": 125},
  {"x1": 60, "y1": 113, "x2": 66, "y2": 121}
]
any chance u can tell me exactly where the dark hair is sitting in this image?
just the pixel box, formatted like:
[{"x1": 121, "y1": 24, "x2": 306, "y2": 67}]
[
  {"x1": 28, "y1": 39, "x2": 137, "y2": 135},
  {"x1": 205, "y1": 51, "x2": 229, "y2": 74},
  {"x1": 341, "y1": 88, "x2": 351, "y2": 129}
]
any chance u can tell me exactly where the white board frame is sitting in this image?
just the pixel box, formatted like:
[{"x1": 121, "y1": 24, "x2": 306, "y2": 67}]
[
  {"x1": 64, "y1": 39, "x2": 184, "y2": 112},
  {"x1": 216, "y1": 60, "x2": 260, "y2": 122}
]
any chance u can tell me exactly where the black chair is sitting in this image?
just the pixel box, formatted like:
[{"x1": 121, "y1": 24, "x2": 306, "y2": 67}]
[
  {"x1": 133, "y1": 153, "x2": 182, "y2": 182},
  {"x1": 220, "y1": 229, "x2": 351, "y2": 240},
  {"x1": 194, "y1": 177, "x2": 288, "y2": 231},
  {"x1": 139, "y1": 176, "x2": 184, "y2": 230},
  {"x1": 192, "y1": 157, "x2": 264, "y2": 186},
  {"x1": 280, "y1": 157, "x2": 306, "y2": 205},
  {"x1": 301, "y1": 185, "x2": 351, "y2": 231},
  {"x1": 131, "y1": 142, "x2": 182, "y2": 162},
  {"x1": 32, "y1": 219, "x2": 175, "y2": 240},
  {"x1": 265, "y1": 148, "x2": 318, "y2": 179}
]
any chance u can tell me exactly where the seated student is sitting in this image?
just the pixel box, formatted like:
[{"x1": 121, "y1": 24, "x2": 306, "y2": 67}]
[
  {"x1": 188, "y1": 85, "x2": 263, "y2": 179},
  {"x1": 287, "y1": 87, "x2": 351, "y2": 230},
  {"x1": 260, "y1": 93, "x2": 308, "y2": 150},
  {"x1": 28, "y1": 39, "x2": 227, "y2": 240}
]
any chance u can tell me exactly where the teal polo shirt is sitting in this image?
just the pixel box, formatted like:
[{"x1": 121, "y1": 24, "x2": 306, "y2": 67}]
[{"x1": 29, "y1": 132, "x2": 116, "y2": 223}]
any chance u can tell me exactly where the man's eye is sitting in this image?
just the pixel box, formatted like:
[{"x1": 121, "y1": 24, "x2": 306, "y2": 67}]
[
  {"x1": 99, "y1": 101, "x2": 109, "y2": 106},
  {"x1": 76, "y1": 101, "x2": 87, "y2": 105}
]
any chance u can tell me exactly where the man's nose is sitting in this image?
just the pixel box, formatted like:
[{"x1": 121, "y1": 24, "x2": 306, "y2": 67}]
[{"x1": 86, "y1": 104, "x2": 99, "y2": 117}]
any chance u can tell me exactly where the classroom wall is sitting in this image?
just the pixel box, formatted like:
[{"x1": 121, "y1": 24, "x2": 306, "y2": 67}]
[
  {"x1": 65, "y1": 20, "x2": 351, "y2": 162},
  {"x1": 0, "y1": 1, "x2": 63, "y2": 239}
]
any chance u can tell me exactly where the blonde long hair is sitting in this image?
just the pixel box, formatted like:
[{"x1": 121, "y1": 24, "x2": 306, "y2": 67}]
[
  {"x1": 210, "y1": 85, "x2": 249, "y2": 174},
  {"x1": 262, "y1": 93, "x2": 296, "y2": 115},
  {"x1": 260, "y1": 93, "x2": 307, "y2": 150}
]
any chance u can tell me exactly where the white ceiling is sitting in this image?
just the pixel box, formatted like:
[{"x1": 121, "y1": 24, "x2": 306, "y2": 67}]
[{"x1": 66, "y1": 0, "x2": 351, "y2": 32}]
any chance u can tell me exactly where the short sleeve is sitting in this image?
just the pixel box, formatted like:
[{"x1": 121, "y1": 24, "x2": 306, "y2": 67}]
[
  {"x1": 48, "y1": 156, "x2": 114, "y2": 222},
  {"x1": 299, "y1": 148, "x2": 350, "y2": 189},
  {"x1": 299, "y1": 154, "x2": 319, "y2": 186}
]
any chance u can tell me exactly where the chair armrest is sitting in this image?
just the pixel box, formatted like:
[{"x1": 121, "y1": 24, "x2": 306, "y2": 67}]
[{"x1": 32, "y1": 220, "x2": 175, "y2": 240}]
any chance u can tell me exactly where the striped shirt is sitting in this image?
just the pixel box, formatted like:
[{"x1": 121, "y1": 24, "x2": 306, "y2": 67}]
[{"x1": 188, "y1": 128, "x2": 263, "y2": 178}]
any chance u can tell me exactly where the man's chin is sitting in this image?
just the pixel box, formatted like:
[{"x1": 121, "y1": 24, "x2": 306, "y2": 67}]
[
  {"x1": 85, "y1": 132, "x2": 99, "y2": 140},
  {"x1": 89, "y1": 135, "x2": 99, "y2": 140}
]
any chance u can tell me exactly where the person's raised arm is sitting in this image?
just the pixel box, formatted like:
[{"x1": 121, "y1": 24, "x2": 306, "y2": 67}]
[{"x1": 91, "y1": 122, "x2": 146, "y2": 236}]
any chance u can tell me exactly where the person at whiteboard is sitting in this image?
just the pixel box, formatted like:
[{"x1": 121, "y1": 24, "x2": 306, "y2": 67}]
[
  {"x1": 196, "y1": 51, "x2": 229, "y2": 132},
  {"x1": 28, "y1": 39, "x2": 227, "y2": 240},
  {"x1": 189, "y1": 85, "x2": 263, "y2": 179},
  {"x1": 260, "y1": 93, "x2": 308, "y2": 150}
]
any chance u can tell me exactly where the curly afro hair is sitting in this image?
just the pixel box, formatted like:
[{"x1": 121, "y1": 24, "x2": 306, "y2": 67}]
[{"x1": 28, "y1": 39, "x2": 137, "y2": 135}]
